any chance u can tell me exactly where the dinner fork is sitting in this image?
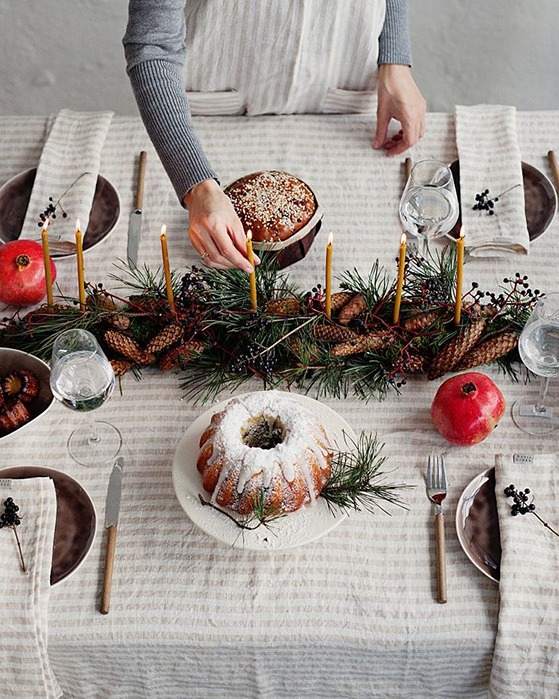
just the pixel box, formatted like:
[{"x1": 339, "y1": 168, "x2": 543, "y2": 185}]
[{"x1": 427, "y1": 454, "x2": 447, "y2": 604}]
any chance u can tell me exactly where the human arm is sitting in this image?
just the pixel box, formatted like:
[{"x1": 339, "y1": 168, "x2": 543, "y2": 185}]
[
  {"x1": 123, "y1": 0, "x2": 254, "y2": 271},
  {"x1": 373, "y1": 0, "x2": 426, "y2": 155}
]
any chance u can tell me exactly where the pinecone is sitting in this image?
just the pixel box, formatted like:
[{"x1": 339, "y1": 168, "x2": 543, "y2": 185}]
[
  {"x1": 87, "y1": 292, "x2": 131, "y2": 329},
  {"x1": 427, "y1": 319, "x2": 487, "y2": 380},
  {"x1": 402, "y1": 354, "x2": 425, "y2": 374},
  {"x1": 265, "y1": 298, "x2": 302, "y2": 315},
  {"x1": 402, "y1": 310, "x2": 441, "y2": 333},
  {"x1": 107, "y1": 314, "x2": 131, "y2": 331},
  {"x1": 313, "y1": 324, "x2": 360, "y2": 343},
  {"x1": 110, "y1": 358, "x2": 134, "y2": 377},
  {"x1": 456, "y1": 331, "x2": 519, "y2": 370},
  {"x1": 331, "y1": 330, "x2": 391, "y2": 358},
  {"x1": 128, "y1": 294, "x2": 167, "y2": 316},
  {"x1": 330, "y1": 291, "x2": 354, "y2": 312},
  {"x1": 158, "y1": 339, "x2": 206, "y2": 372},
  {"x1": 146, "y1": 323, "x2": 185, "y2": 354},
  {"x1": 103, "y1": 329, "x2": 155, "y2": 365},
  {"x1": 338, "y1": 294, "x2": 367, "y2": 325}
]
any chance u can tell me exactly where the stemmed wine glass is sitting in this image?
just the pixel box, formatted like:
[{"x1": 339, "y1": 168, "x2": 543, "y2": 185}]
[
  {"x1": 512, "y1": 292, "x2": 559, "y2": 435},
  {"x1": 49, "y1": 328, "x2": 122, "y2": 465},
  {"x1": 399, "y1": 159, "x2": 460, "y2": 242}
]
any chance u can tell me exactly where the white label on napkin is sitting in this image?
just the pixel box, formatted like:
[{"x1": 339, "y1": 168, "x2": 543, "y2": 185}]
[{"x1": 513, "y1": 454, "x2": 533, "y2": 464}]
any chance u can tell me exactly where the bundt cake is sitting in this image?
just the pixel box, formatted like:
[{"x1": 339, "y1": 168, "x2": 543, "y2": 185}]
[{"x1": 197, "y1": 391, "x2": 333, "y2": 516}]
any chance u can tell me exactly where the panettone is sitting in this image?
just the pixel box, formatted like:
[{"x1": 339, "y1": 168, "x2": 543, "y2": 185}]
[{"x1": 224, "y1": 170, "x2": 323, "y2": 267}]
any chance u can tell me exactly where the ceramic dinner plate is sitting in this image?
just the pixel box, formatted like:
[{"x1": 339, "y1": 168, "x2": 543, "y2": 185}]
[
  {"x1": 0, "y1": 466, "x2": 96, "y2": 585},
  {"x1": 449, "y1": 160, "x2": 557, "y2": 241},
  {"x1": 455, "y1": 467, "x2": 501, "y2": 582},
  {"x1": 0, "y1": 168, "x2": 120, "y2": 257},
  {"x1": 172, "y1": 393, "x2": 356, "y2": 551}
]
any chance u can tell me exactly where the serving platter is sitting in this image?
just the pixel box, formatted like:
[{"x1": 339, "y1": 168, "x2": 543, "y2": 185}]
[{"x1": 172, "y1": 392, "x2": 356, "y2": 551}]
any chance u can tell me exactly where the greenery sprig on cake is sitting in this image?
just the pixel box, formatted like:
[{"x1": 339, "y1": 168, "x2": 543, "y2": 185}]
[{"x1": 0, "y1": 249, "x2": 540, "y2": 403}]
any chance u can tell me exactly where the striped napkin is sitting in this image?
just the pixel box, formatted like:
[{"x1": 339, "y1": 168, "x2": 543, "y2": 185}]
[
  {"x1": 21, "y1": 109, "x2": 113, "y2": 247},
  {"x1": 490, "y1": 453, "x2": 559, "y2": 698},
  {"x1": 0, "y1": 477, "x2": 61, "y2": 699},
  {"x1": 455, "y1": 104, "x2": 529, "y2": 257}
]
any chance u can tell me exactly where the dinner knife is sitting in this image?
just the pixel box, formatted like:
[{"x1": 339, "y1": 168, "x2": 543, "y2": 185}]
[
  {"x1": 100, "y1": 457, "x2": 124, "y2": 615},
  {"x1": 127, "y1": 151, "x2": 147, "y2": 267}
]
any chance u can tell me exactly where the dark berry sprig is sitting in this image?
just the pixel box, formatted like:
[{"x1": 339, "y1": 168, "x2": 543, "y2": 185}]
[
  {"x1": 305, "y1": 284, "x2": 325, "y2": 313},
  {"x1": 472, "y1": 184, "x2": 521, "y2": 216},
  {"x1": 36, "y1": 171, "x2": 91, "y2": 227},
  {"x1": 0, "y1": 497, "x2": 28, "y2": 573},
  {"x1": 503, "y1": 484, "x2": 559, "y2": 538}
]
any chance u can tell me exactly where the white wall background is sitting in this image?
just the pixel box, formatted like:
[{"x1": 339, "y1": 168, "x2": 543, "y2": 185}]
[{"x1": 0, "y1": 0, "x2": 558, "y2": 116}]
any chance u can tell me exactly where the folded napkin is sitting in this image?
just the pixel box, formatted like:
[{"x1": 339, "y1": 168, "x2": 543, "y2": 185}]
[
  {"x1": 490, "y1": 453, "x2": 559, "y2": 699},
  {"x1": 22, "y1": 109, "x2": 113, "y2": 247},
  {"x1": 455, "y1": 104, "x2": 529, "y2": 257},
  {"x1": 0, "y1": 477, "x2": 61, "y2": 699}
]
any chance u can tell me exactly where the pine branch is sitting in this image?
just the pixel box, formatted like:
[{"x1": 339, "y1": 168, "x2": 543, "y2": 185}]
[{"x1": 321, "y1": 432, "x2": 412, "y2": 515}]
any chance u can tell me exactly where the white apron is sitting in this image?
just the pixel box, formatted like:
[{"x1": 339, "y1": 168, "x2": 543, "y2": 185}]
[{"x1": 183, "y1": 0, "x2": 386, "y2": 116}]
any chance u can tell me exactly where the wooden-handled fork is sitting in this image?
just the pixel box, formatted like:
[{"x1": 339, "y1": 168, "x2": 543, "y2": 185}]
[{"x1": 427, "y1": 454, "x2": 448, "y2": 604}]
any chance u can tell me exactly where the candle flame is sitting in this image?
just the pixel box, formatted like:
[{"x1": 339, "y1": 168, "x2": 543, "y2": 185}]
[
  {"x1": 246, "y1": 229, "x2": 252, "y2": 241},
  {"x1": 400, "y1": 232, "x2": 407, "y2": 245},
  {"x1": 327, "y1": 231, "x2": 334, "y2": 245},
  {"x1": 42, "y1": 217, "x2": 50, "y2": 231},
  {"x1": 161, "y1": 224, "x2": 167, "y2": 237},
  {"x1": 75, "y1": 218, "x2": 81, "y2": 233},
  {"x1": 459, "y1": 226, "x2": 465, "y2": 239}
]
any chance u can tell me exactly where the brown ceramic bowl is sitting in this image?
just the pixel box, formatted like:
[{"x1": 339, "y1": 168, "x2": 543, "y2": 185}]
[{"x1": 0, "y1": 348, "x2": 54, "y2": 442}]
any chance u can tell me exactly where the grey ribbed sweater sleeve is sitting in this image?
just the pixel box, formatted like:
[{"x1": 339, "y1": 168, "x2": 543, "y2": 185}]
[
  {"x1": 379, "y1": 0, "x2": 412, "y2": 65},
  {"x1": 123, "y1": 0, "x2": 411, "y2": 204},
  {"x1": 124, "y1": 0, "x2": 218, "y2": 203}
]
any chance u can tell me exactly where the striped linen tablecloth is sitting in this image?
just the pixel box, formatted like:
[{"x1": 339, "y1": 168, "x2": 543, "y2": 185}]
[{"x1": 0, "y1": 112, "x2": 558, "y2": 698}]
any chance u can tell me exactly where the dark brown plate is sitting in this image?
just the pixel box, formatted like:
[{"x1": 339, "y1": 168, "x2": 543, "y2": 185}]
[
  {"x1": 455, "y1": 467, "x2": 501, "y2": 582},
  {"x1": 0, "y1": 466, "x2": 96, "y2": 585},
  {"x1": 0, "y1": 168, "x2": 120, "y2": 257},
  {"x1": 449, "y1": 160, "x2": 557, "y2": 241}
]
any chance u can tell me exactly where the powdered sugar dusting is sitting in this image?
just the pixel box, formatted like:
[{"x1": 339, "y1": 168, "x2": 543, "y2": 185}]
[{"x1": 202, "y1": 390, "x2": 332, "y2": 513}]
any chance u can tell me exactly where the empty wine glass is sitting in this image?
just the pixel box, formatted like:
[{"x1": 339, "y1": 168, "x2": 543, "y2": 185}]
[
  {"x1": 512, "y1": 293, "x2": 559, "y2": 435},
  {"x1": 49, "y1": 328, "x2": 122, "y2": 465},
  {"x1": 399, "y1": 159, "x2": 460, "y2": 241}
]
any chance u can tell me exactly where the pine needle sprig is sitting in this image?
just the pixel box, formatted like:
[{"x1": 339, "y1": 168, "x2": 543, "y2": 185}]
[
  {"x1": 321, "y1": 431, "x2": 411, "y2": 515},
  {"x1": 338, "y1": 260, "x2": 393, "y2": 311}
]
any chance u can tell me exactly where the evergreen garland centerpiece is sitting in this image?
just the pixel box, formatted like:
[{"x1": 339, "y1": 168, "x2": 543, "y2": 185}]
[{"x1": 0, "y1": 249, "x2": 540, "y2": 404}]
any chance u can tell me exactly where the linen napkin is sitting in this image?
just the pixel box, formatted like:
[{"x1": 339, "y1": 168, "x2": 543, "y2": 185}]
[
  {"x1": 490, "y1": 453, "x2": 559, "y2": 699},
  {"x1": 455, "y1": 104, "x2": 529, "y2": 257},
  {"x1": 0, "y1": 477, "x2": 61, "y2": 699},
  {"x1": 21, "y1": 109, "x2": 113, "y2": 247}
]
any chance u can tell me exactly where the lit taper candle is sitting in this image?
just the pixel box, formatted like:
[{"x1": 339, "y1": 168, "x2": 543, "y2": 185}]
[
  {"x1": 75, "y1": 219, "x2": 86, "y2": 311},
  {"x1": 160, "y1": 224, "x2": 176, "y2": 313},
  {"x1": 41, "y1": 219, "x2": 54, "y2": 307},
  {"x1": 393, "y1": 232, "x2": 407, "y2": 324},
  {"x1": 246, "y1": 230, "x2": 258, "y2": 311},
  {"x1": 325, "y1": 232, "x2": 333, "y2": 318},
  {"x1": 454, "y1": 227, "x2": 465, "y2": 325}
]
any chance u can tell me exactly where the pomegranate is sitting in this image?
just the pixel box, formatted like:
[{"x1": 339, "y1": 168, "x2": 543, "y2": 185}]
[
  {"x1": 0, "y1": 240, "x2": 57, "y2": 306},
  {"x1": 431, "y1": 371, "x2": 506, "y2": 446}
]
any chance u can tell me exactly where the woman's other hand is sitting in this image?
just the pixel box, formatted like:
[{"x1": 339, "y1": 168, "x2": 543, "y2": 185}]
[{"x1": 373, "y1": 64, "x2": 426, "y2": 156}]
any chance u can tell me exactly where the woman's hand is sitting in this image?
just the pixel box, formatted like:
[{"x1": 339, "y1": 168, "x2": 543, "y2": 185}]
[
  {"x1": 184, "y1": 179, "x2": 259, "y2": 273},
  {"x1": 373, "y1": 64, "x2": 426, "y2": 156}
]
